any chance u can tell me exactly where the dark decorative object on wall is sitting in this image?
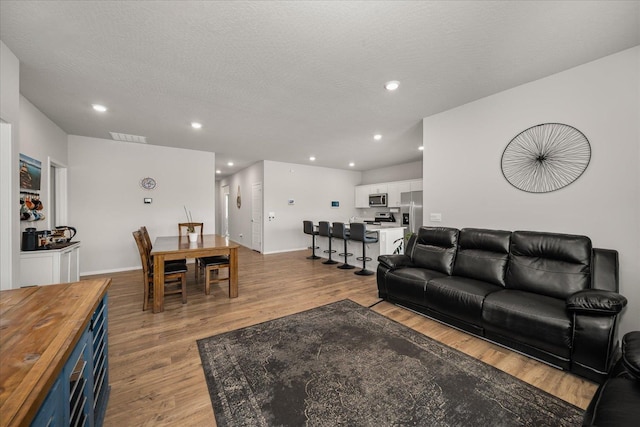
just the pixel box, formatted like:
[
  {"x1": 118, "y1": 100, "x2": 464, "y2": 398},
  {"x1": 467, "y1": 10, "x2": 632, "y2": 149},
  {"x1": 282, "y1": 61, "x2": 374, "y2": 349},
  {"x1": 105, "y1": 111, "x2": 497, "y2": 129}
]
[{"x1": 501, "y1": 123, "x2": 591, "y2": 193}]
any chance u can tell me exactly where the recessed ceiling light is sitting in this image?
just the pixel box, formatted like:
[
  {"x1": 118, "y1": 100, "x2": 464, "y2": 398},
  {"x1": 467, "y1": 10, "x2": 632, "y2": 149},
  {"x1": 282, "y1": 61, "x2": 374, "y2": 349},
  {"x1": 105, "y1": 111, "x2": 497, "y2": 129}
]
[
  {"x1": 92, "y1": 104, "x2": 107, "y2": 112},
  {"x1": 349, "y1": 162, "x2": 355, "y2": 167},
  {"x1": 227, "y1": 162, "x2": 234, "y2": 166},
  {"x1": 191, "y1": 122, "x2": 202, "y2": 129},
  {"x1": 373, "y1": 134, "x2": 382, "y2": 141},
  {"x1": 384, "y1": 81, "x2": 400, "y2": 91},
  {"x1": 216, "y1": 170, "x2": 221, "y2": 174},
  {"x1": 418, "y1": 145, "x2": 424, "y2": 151},
  {"x1": 309, "y1": 156, "x2": 316, "y2": 161}
]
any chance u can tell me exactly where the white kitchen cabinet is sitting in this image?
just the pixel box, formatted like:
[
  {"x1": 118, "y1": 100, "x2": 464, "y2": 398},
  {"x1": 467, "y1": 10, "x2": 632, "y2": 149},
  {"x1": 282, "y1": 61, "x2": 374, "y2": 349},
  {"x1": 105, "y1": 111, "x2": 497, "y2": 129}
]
[
  {"x1": 20, "y1": 242, "x2": 81, "y2": 286},
  {"x1": 378, "y1": 227, "x2": 406, "y2": 255},
  {"x1": 355, "y1": 179, "x2": 423, "y2": 208},
  {"x1": 369, "y1": 183, "x2": 388, "y2": 194},
  {"x1": 355, "y1": 185, "x2": 371, "y2": 208},
  {"x1": 387, "y1": 181, "x2": 412, "y2": 207}
]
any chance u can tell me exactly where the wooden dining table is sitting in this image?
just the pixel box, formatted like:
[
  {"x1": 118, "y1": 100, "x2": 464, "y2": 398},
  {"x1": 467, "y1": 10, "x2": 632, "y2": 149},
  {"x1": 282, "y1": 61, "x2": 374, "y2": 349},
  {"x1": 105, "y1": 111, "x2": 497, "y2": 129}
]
[{"x1": 150, "y1": 234, "x2": 239, "y2": 313}]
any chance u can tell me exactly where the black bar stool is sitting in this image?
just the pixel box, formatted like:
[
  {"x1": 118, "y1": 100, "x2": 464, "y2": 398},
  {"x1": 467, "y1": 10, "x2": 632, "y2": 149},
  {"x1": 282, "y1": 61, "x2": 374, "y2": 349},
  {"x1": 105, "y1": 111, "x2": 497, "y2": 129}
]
[
  {"x1": 349, "y1": 222, "x2": 378, "y2": 276},
  {"x1": 332, "y1": 222, "x2": 355, "y2": 269},
  {"x1": 318, "y1": 221, "x2": 338, "y2": 265},
  {"x1": 303, "y1": 220, "x2": 320, "y2": 259}
]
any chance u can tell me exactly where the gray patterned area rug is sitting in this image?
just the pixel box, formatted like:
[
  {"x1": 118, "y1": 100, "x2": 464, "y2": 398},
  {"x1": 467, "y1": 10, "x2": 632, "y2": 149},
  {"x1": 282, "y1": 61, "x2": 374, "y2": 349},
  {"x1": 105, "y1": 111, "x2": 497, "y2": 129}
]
[{"x1": 197, "y1": 299, "x2": 583, "y2": 426}]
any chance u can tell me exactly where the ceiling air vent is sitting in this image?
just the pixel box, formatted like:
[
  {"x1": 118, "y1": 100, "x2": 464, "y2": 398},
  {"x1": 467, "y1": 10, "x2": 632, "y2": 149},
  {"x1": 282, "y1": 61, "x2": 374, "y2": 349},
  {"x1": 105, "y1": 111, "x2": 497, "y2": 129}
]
[{"x1": 109, "y1": 132, "x2": 147, "y2": 144}]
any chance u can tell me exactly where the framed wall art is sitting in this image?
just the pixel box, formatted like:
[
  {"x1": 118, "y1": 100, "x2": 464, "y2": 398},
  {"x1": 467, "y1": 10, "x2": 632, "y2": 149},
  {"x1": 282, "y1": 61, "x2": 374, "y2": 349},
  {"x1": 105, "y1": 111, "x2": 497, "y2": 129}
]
[
  {"x1": 19, "y1": 153, "x2": 42, "y2": 191},
  {"x1": 501, "y1": 123, "x2": 591, "y2": 193}
]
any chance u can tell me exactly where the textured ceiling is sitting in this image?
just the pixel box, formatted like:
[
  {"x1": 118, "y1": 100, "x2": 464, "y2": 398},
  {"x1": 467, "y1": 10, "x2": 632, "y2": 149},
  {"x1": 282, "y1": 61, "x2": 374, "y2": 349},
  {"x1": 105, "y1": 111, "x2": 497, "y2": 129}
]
[{"x1": 1, "y1": 1, "x2": 638, "y2": 177}]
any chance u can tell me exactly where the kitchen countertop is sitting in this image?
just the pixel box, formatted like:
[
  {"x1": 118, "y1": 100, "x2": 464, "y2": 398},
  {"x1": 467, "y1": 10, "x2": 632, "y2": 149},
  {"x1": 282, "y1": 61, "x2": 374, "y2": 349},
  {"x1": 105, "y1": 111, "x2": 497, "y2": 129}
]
[
  {"x1": 21, "y1": 241, "x2": 80, "y2": 253},
  {"x1": 0, "y1": 278, "x2": 111, "y2": 427},
  {"x1": 365, "y1": 224, "x2": 407, "y2": 231}
]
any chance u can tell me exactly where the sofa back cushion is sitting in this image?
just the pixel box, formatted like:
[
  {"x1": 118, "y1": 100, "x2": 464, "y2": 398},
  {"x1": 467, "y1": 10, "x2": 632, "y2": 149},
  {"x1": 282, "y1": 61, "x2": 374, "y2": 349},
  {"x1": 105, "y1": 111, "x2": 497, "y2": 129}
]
[
  {"x1": 453, "y1": 228, "x2": 511, "y2": 287},
  {"x1": 410, "y1": 227, "x2": 459, "y2": 275},
  {"x1": 506, "y1": 231, "x2": 592, "y2": 299}
]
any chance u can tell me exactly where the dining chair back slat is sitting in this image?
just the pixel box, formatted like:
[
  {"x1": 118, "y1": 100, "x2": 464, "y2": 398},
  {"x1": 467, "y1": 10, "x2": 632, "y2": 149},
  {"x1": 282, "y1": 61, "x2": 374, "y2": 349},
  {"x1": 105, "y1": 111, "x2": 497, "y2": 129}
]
[{"x1": 178, "y1": 222, "x2": 204, "y2": 236}]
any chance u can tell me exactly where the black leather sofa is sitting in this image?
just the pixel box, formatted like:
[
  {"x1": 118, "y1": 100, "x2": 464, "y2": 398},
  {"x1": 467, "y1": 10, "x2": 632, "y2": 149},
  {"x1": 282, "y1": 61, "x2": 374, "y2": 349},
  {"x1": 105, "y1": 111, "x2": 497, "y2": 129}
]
[
  {"x1": 377, "y1": 227, "x2": 628, "y2": 382},
  {"x1": 583, "y1": 331, "x2": 640, "y2": 426}
]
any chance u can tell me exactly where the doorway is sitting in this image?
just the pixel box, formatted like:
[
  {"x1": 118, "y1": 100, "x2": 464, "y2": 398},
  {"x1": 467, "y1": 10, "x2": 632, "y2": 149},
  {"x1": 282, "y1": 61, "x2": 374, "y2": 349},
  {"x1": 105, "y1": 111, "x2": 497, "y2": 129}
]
[
  {"x1": 251, "y1": 182, "x2": 262, "y2": 252},
  {"x1": 222, "y1": 185, "x2": 230, "y2": 237},
  {"x1": 48, "y1": 157, "x2": 68, "y2": 228}
]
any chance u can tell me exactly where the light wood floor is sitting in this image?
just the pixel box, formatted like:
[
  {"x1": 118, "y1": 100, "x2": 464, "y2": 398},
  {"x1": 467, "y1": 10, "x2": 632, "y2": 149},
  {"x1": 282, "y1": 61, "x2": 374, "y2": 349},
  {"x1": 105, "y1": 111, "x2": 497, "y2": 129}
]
[{"x1": 86, "y1": 246, "x2": 597, "y2": 426}]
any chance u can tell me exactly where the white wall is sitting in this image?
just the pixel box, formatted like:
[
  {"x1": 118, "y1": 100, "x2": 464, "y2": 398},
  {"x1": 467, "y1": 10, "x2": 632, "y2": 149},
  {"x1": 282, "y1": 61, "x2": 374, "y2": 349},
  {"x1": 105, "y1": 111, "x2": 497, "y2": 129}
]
[
  {"x1": 68, "y1": 135, "x2": 216, "y2": 274},
  {"x1": 422, "y1": 46, "x2": 640, "y2": 335},
  {"x1": 19, "y1": 95, "x2": 69, "y2": 232},
  {"x1": 361, "y1": 160, "x2": 422, "y2": 185},
  {"x1": 0, "y1": 40, "x2": 21, "y2": 289},
  {"x1": 263, "y1": 160, "x2": 362, "y2": 254}
]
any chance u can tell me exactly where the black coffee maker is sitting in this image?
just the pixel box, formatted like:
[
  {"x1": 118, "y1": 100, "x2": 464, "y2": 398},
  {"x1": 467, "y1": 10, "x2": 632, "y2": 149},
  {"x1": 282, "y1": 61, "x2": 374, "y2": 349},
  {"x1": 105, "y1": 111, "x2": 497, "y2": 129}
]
[{"x1": 21, "y1": 227, "x2": 38, "y2": 251}]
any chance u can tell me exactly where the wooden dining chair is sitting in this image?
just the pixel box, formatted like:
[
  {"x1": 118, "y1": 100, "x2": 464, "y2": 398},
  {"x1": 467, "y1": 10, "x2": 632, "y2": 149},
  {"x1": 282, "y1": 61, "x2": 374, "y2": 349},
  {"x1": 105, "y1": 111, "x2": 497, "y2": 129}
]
[
  {"x1": 178, "y1": 222, "x2": 204, "y2": 237},
  {"x1": 178, "y1": 222, "x2": 210, "y2": 280},
  {"x1": 140, "y1": 226, "x2": 186, "y2": 268},
  {"x1": 133, "y1": 230, "x2": 187, "y2": 311},
  {"x1": 197, "y1": 255, "x2": 230, "y2": 296}
]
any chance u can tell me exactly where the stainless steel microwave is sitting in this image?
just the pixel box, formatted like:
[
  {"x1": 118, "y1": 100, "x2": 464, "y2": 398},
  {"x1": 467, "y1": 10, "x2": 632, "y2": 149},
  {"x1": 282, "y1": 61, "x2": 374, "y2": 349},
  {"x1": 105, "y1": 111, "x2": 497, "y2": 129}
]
[{"x1": 369, "y1": 193, "x2": 387, "y2": 207}]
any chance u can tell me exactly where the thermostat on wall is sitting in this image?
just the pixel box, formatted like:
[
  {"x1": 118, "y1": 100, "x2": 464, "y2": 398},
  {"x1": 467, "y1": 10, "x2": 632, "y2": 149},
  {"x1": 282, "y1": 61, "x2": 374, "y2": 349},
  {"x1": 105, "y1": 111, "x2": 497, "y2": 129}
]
[
  {"x1": 331, "y1": 201, "x2": 339, "y2": 208},
  {"x1": 144, "y1": 198, "x2": 152, "y2": 204}
]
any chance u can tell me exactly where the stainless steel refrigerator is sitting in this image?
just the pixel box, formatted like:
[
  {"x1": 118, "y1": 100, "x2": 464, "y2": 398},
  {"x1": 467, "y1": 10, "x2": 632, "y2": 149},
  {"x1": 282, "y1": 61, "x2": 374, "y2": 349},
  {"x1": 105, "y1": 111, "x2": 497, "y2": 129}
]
[{"x1": 400, "y1": 191, "x2": 423, "y2": 236}]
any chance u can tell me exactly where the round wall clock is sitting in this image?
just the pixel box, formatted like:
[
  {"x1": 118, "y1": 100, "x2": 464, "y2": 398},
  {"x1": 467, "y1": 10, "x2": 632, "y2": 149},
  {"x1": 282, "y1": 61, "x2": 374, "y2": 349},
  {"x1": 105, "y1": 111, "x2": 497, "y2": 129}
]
[
  {"x1": 501, "y1": 123, "x2": 591, "y2": 193},
  {"x1": 140, "y1": 177, "x2": 157, "y2": 190}
]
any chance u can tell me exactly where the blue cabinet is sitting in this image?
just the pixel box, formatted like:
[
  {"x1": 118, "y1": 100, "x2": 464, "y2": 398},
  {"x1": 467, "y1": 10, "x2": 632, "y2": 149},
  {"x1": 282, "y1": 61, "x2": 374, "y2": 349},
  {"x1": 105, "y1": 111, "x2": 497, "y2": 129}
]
[
  {"x1": 31, "y1": 295, "x2": 109, "y2": 427},
  {"x1": 31, "y1": 378, "x2": 63, "y2": 427},
  {"x1": 90, "y1": 295, "x2": 109, "y2": 426}
]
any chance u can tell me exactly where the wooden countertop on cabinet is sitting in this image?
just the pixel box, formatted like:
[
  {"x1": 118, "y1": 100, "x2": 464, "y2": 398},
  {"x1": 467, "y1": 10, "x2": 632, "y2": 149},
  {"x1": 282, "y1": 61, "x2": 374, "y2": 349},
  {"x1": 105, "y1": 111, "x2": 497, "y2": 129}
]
[{"x1": 0, "y1": 278, "x2": 111, "y2": 427}]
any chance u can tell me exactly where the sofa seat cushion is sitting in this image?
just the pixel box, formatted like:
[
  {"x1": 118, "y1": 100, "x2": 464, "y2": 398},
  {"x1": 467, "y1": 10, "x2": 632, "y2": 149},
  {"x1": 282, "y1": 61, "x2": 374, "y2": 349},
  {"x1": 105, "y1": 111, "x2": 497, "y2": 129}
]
[
  {"x1": 482, "y1": 290, "x2": 572, "y2": 358},
  {"x1": 583, "y1": 377, "x2": 640, "y2": 427},
  {"x1": 425, "y1": 276, "x2": 502, "y2": 326},
  {"x1": 386, "y1": 268, "x2": 447, "y2": 305}
]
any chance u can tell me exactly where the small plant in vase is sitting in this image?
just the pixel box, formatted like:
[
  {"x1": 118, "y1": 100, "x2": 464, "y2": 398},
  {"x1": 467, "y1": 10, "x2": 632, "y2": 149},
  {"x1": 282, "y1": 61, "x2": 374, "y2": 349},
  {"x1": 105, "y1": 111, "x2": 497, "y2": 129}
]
[{"x1": 184, "y1": 206, "x2": 198, "y2": 242}]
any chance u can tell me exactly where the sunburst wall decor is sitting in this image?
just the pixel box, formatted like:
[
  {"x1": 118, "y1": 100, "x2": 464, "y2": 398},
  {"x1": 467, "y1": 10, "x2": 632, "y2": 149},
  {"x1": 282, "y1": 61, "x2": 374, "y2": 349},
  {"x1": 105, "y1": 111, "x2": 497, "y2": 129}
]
[{"x1": 501, "y1": 123, "x2": 591, "y2": 193}]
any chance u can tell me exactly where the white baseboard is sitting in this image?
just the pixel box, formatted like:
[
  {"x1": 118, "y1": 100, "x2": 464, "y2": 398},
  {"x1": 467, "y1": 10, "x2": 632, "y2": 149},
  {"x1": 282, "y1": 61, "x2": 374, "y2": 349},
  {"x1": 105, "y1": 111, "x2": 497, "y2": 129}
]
[
  {"x1": 81, "y1": 259, "x2": 199, "y2": 277},
  {"x1": 81, "y1": 266, "x2": 140, "y2": 277},
  {"x1": 262, "y1": 247, "x2": 307, "y2": 255}
]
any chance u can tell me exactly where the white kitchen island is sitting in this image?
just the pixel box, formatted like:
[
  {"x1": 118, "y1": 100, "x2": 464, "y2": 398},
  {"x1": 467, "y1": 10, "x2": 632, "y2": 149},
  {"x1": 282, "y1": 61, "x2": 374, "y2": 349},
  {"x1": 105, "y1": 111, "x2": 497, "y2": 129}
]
[{"x1": 316, "y1": 224, "x2": 406, "y2": 272}]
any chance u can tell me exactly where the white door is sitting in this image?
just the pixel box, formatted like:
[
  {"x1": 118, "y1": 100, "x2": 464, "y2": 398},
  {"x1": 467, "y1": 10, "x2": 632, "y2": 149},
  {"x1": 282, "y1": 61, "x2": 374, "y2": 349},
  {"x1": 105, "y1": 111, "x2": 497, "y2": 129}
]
[
  {"x1": 251, "y1": 182, "x2": 262, "y2": 252},
  {"x1": 222, "y1": 185, "x2": 230, "y2": 237}
]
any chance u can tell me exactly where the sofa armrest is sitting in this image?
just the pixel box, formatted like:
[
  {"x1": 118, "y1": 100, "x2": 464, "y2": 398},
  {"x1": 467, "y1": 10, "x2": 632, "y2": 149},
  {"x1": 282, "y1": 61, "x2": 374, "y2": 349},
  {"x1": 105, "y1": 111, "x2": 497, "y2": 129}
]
[
  {"x1": 621, "y1": 332, "x2": 640, "y2": 379},
  {"x1": 566, "y1": 289, "x2": 627, "y2": 315},
  {"x1": 377, "y1": 254, "x2": 413, "y2": 270}
]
